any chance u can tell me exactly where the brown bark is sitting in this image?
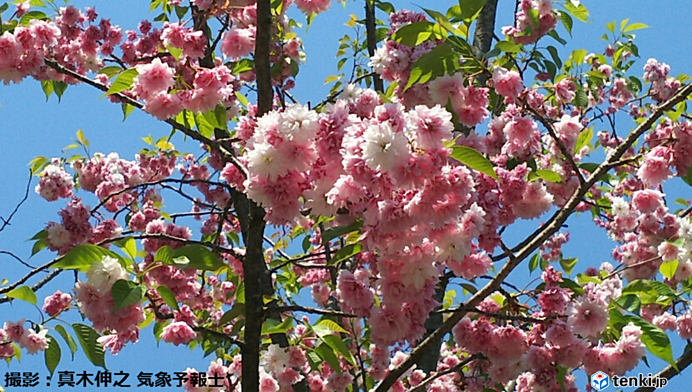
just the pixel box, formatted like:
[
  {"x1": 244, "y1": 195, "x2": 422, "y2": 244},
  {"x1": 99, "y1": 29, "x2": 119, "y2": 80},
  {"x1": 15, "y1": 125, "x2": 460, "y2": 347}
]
[{"x1": 365, "y1": 0, "x2": 384, "y2": 93}]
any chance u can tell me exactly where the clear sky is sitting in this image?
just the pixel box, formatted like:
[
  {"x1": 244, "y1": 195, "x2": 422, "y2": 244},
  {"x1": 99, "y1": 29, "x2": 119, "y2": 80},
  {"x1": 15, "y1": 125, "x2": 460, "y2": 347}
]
[{"x1": 1, "y1": 0, "x2": 692, "y2": 391}]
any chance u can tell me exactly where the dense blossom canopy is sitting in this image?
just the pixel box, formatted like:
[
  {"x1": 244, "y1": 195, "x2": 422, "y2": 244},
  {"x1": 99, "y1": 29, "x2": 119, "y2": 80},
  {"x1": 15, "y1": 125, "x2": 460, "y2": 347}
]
[{"x1": 2, "y1": 0, "x2": 692, "y2": 391}]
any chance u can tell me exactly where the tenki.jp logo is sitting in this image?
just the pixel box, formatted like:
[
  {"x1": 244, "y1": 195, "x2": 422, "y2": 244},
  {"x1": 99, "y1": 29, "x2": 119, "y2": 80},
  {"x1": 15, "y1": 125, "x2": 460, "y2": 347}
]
[
  {"x1": 591, "y1": 371, "x2": 669, "y2": 390},
  {"x1": 591, "y1": 371, "x2": 610, "y2": 391}
]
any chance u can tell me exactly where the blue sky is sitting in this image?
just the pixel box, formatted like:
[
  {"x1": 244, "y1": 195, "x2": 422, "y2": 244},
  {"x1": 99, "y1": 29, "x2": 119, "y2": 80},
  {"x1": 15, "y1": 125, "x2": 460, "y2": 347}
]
[{"x1": 1, "y1": 0, "x2": 692, "y2": 391}]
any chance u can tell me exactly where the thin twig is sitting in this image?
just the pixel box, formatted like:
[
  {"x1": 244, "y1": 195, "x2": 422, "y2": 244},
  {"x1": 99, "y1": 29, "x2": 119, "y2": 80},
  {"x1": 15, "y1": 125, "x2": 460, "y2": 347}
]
[
  {"x1": 0, "y1": 171, "x2": 32, "y2": 234},
  {"x1": 0, "y1": 250, "x2": 38, "y2": 270},
  {"x1": 409, "y1": 354, "x2": 481, "y2": 392},
  {"x1": 525, "y1": 104, "x2": 586, "y2": 185},
  {"x1": 271, "y1": 305, "x2": 356, "y2": 318}
]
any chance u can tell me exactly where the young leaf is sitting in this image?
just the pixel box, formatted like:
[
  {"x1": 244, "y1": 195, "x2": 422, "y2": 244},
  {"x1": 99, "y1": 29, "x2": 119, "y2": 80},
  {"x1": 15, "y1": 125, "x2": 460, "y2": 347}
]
[
  {"x1": 529, "y1": 170, "x2": 562, "y2": 183},
  {"x1": 563, "y1": 2, "x2": 589, "y2": 22},
  {"x1": 154, "y1": 245, "x2": 174, "y2": 264},
  {"x1": 44, "y1": 335, "x2": 61, "y2": 377},
  {"x1": 573, "y1": 127, "x2": 593, "y2": 154},
  {"x1": 329, "y1": 244, "x2": 362, "y2": 265},
  {"x1": 170, "y1": 245, "x2": 224, "y2": 271},
  {"x1": 560, "y1": 11, "x2": 573, "y2": 36},
  {"x1": 322, "y1": 220, "x2": 363, "y2": 243},
  {"x1": 659, "y1": 259, "x2": 679, "y2": 280},
  {"x1": 155, "y1": 285, "x2": 179, "y2": 311},
  {"x1": 4, "y1": 286, "x2": 37, "y2": 305},
  {"x1": 51, "y1": 244, "x2": 126, "y2": 272},
  {"x1": 261, "y1": 318, "x2": 293, "y2": 335},
  {"x1": 405, "y1": 41, "x2": 457, "y2": 91},
  {"x1": 111, "y1": 280, "x2": 145, "y2": 311},
  {"x1": 559, "y1": 257, "x2": 577, "y2": 275},
  {"x1": 623, "y1": 22, "x2": 648, "y2": 33},
  {"x1": 391, "y1": 21, "x2": 440, "y2": 47},
  {"x1": 314, "y1": 319, "x2": 349, "y2": 335},
  {"x1": 320, "y1": 334, "x2": 356, "y2": 366},
  {"x1": 449, "y1": 146, "x2": 498, "y2": 180},
  {"x1": 106, "y1": 68, "x2": 139, "y2": 96},
  {"x1": 54, "y1": 325, "x2": 78, "y2": 361},
  {"x1": 72, "y1": 323, "x2": 106, "y2": 369},
  {"x1": 315, "y1": 343, "x2": 341, "y2": 374},
  {"x1": 459, "y1": 0, "x2": 487, "y2": 21},
  {"x1": 219, "y1": 303, "x2": 246, "y2": 326}
]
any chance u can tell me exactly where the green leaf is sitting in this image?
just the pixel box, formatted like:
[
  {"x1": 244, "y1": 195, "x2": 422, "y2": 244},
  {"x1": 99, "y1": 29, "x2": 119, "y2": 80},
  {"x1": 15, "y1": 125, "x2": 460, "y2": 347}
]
[
  {"x1": 660, "y1": 259, "x2": 679, "y2": 280},
  {"x1": 51, "y1": 244, "x2": 126, "y2": 272},
  {"x1": 112, "y1": 237, "x2": 137, "y2": 260},
  {"x1": 559, "y1": 257, "x2": 577, "y2": 275},
  {"x1": 41, "y1": 80, "x2": 54, "y2": 101},
  {"x1": 153, "y1": 322, "x2": 164, "y2": 344},
  {"x1": 261, "y1": 317, "x2": 293, "y2": 335},
  {"x1": 421, "y1": 7, "x2": 457, "y2": 34},
  {"x1": 194, "y1": 112, "x2": 215, "y2": 139},
  {"x1": 405, "y1": 41, "x2": 457, "y2": 91},
  {"x1": 54, "y1": 325, "x2": 77, "y2": 361},
  {"x1": 459, "y1": 0, "x2": 487, "y2": 21},
  {"x1": 214, "y1": 104, "x2": 228, "y2": 130},
  {"x1": 44, "y1": 335, "x2": 61, "y2": 377},
  {"x1": 321, "y1": 334, "x2": 355, "y2": 366},
  {"x1": 72, "y1": 323, "x2": 105, "y2": 369},
  {"x1": 219, "y1": 303, "x2": 245, "y2": 326},
  {"x1": 315, "y1": 343, "x2": 341, "y2": 374},
  {"x1": 167, "y1": 45, "x2": 182, "y2": 61},
  {"x1": 563, "y1": 2, "x2": 589, "y2": 22},
  {"x1": 460, "y1": 283, "x2": 478, "y2": 294},
  {"x1": 682, "y1": 167, "x2": 692, "y2": 187},
  {"x1": 314, "y1": 319, "x2": 349, "y2": 335},
  {"x1": 322, "y1": 220, "x2": 363, "y2": 243},
  {"x1": 4, "y1": 286, "x2": 37, "y2": 305},
  {"x1": 495, "y1": 40, "x2": 522, "y2": 53},
  {"x1": 231, "y1": 59, "x2": 255, "y2": 74},
  {"x1": 154, "y1": 245, "x2": 174, "y2": 264},
  {"x1": 375, "y1": 1, "x2": 395, "y2": 14},
  {"x1": 391, "y1": 21, "x2": 443, "y2": 47},
  {"x1": 168, "y1": 245, "x2": 224, "y2": 271},
  {"x1": 617, "y1": 314, "x2": 676, "y2": 369},
  {"x1": 560, "y1": 11, "x2": 573, "y2": 36},
  {"x1": 574, "y1": 127, "x2": 593, "y2": 154},
  {"x1": 122, "y1": 103, "x2": 134, "y2": 121},
  {"x1": 19, "y1": 11, "x2": 48, "y2": 25},
  {"x1": 329, "y1": 244, "x2": 362, "y2": 265},
  {"x1": 547, "y1": 30, "x2": 567, "y2": 45},
  {"x1": 623, "y1": 22, "x2": 648, "y2": 33},
  {"x1": 529, "y1": 253, "x2": 540, "y2": 273},
  {"x1": 156, "y1": 285, "x2": 179, "y2": 311},
  {"x1": 97, "y1": 66, "x2": 123, "y2": 78},
  {"x1": 110, "y1": 280, "x2": 145, "y2": 311},
  {"x1": 546, "y1": 46, "x2": 562, "y2": 69},
  {"x1": 574, "y1": 88, "x2": 588, "y2": 108},
  {"x1": 449, "y1": 146, "x2": 498, "y2": 180},
  {"x1": 613, "y1": 294, "x2": 641, "y2": 314},
  {"x1": 529, "y1": 169, "x2": 562, "y2": 183},
  {"x1": 31, "y1": 237, "x2": 48, "y2": 256},
  {"x1": 106, "y1": 68, "x2": 138, "y2": 95},
  {"x1": 606, "y1": 20, "x2": 616, "y2": 33},
  {"x1": 53, "y1": 81, "x2": 67, "y2": 101}
]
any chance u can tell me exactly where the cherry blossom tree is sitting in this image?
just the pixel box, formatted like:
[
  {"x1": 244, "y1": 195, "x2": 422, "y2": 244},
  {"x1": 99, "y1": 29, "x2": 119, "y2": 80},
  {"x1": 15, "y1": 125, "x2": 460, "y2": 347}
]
[{"x1": 1, "y1": 0, "x2": 692, "y2": 391}]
